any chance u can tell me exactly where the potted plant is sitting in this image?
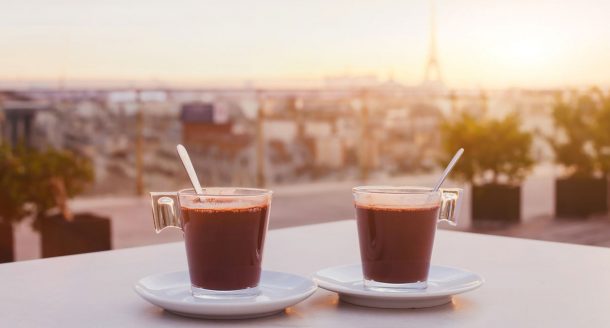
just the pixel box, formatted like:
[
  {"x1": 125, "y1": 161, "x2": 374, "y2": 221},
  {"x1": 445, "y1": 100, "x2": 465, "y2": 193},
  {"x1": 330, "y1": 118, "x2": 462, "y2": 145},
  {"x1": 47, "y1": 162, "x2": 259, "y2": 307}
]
[
  {"x1": 25, "y1": 148, "x2": 112, "y2": 258},
  {"x1": 552, "y1": 89, "x2": 610, "y2": 218},
  {"x1": 440, "y1": 112, "x2": 534, "y2": 224},
  {"x1": 0, "y1": 145, "x2": 31, "y2": 263}
]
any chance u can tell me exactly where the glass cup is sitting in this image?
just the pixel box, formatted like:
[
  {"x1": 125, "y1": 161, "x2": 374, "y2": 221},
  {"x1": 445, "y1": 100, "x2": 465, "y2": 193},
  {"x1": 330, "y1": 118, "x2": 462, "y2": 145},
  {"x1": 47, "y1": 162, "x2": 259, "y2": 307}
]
[
  {"x1": 353, "y1": 186, "x2": 462, "y2": 291},
  {"x1": 150, "y1": 188, "x2": 272, "y2": 299}
]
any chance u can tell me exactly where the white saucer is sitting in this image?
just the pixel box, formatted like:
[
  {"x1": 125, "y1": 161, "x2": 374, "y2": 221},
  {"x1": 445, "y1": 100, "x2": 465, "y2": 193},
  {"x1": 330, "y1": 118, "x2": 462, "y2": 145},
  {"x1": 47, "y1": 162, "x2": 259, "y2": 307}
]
[
  {"x1": 134, "y1": 270, "x2": 317, "y2": 319},
  {"x1": 313, "y1": 264, "x2": 483, "y2": 309}
]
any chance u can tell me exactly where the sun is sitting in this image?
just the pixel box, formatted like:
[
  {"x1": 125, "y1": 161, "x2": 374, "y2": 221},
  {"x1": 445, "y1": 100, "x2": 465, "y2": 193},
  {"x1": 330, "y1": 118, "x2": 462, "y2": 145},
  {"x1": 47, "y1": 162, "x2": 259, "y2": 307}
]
[
  {"x1": 505, "y1": 39, "x2": 546, "y2": 64},
  {"x1": 486, "y1": 24, "x2": 564, "y2": 74}
]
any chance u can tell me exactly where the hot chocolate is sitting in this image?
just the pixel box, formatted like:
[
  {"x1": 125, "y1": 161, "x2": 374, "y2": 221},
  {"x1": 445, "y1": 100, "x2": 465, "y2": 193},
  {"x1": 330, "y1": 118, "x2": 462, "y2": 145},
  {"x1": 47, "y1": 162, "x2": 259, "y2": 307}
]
[
  {"x1": 181, "y1": 204, "x2": 269, "y2": 291},
  {"x1": 356, "y1": 204, "x2": 440, "y2": 284}
]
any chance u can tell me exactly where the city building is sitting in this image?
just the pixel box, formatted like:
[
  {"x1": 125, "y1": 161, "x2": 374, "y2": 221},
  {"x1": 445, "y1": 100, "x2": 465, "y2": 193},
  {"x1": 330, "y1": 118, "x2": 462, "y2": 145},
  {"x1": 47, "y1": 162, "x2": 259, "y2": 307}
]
[{"x1": 0, "y1": 91, "x2": 51, "y2": 148}]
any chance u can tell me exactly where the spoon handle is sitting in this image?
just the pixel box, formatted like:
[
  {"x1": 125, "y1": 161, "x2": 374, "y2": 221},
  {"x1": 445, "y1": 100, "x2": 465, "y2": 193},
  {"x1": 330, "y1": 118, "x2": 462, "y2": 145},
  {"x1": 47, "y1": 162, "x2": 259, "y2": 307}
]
[
  {"x1": 176, "y1": 144, "x2": 204, "y2": 194},
  {"x1": 433, "y1": 148, "x2": 464, "y2": 191}
]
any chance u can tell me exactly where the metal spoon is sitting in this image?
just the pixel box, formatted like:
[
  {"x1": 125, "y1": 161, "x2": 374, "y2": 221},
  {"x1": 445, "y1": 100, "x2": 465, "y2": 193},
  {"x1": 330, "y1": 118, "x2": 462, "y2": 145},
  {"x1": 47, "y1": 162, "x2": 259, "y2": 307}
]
[
  {"x1": 433, "y1": 148, "x2": 464, "y2": 191},
  {"x1": 176, "y1": 144, "x2": 203, "y2": 194}
]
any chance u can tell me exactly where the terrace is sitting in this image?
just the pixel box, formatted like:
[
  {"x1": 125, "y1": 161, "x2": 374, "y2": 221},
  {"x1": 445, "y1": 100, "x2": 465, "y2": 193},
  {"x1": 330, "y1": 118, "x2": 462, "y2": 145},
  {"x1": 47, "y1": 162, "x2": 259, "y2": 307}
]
[{"x1": 2, "y1": 0, "x2": 610, "y2": 326}]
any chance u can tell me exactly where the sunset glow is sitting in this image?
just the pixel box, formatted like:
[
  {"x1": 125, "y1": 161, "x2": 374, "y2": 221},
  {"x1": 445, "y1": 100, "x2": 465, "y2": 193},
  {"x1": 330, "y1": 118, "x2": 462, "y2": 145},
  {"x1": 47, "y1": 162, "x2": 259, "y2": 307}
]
[{"x1": 2, "y1": 0, "x2": 609, "y2": 88}]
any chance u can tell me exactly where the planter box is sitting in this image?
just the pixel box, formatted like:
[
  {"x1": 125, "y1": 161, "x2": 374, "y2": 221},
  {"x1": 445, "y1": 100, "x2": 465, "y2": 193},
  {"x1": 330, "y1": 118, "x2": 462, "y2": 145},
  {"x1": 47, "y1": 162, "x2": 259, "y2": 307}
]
[
  {"x1": 472, "y1": 184, "x2": 521, "y2": 224},
  {"x1": 555, "y1": 177, "x2": 609, "y2": 218},
  {"x1": 41, "y1": 213, "x2": 112, "y2": 258},
  {"x1": 0, "y1": 222, "x2": 14, "y2": 263}
]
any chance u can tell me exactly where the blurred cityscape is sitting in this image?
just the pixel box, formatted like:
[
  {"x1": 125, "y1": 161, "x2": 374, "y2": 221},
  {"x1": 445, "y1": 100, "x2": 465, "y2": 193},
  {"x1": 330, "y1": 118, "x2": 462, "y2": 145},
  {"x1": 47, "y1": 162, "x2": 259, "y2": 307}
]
[
  {"x1": 0, "y1": 82, "x2": 574, "y2": 260},
  {"x1": 0, "y1": 83, "x2": 556, "y2": 195}
]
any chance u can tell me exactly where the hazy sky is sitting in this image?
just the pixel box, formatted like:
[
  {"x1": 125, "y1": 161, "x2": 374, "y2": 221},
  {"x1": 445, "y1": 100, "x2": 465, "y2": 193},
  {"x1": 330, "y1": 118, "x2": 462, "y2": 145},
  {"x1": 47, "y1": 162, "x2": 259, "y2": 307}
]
[{"x1": 2, "y1": 0, "x2": 610, "y2": 88}]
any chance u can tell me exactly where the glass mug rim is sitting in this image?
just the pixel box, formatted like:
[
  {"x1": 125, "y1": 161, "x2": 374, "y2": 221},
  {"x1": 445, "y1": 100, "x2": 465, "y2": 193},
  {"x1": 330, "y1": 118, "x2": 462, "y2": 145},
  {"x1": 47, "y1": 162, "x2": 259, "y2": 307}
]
[
  {"x1": 177, "y1": 187, "x2": 273, "y2": 198},
  {"x1": 353, "y1": 185, "x2": 442, "y2": 195}
]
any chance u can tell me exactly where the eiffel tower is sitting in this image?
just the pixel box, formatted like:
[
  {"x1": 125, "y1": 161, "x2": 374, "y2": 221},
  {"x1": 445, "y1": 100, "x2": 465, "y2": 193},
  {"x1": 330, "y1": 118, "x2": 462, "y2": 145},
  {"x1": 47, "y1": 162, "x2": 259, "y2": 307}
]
[{"x1": 422, "y1": 0, "x2": 444, "y2": 88}]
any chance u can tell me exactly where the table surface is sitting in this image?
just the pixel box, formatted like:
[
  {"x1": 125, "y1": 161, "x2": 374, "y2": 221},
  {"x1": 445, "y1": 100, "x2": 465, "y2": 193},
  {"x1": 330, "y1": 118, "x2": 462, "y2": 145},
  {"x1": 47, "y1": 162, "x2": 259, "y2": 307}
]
[{"x1": 1, "y1": 220, "x2": 609, "y2": 327}]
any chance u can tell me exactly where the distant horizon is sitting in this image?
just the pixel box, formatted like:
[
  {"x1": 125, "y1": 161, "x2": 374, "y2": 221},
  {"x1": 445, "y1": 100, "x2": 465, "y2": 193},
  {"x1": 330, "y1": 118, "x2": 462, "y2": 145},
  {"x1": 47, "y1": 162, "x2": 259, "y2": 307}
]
[{"x1": 1, "y1": 76, "x2": 608, "y2": 92}]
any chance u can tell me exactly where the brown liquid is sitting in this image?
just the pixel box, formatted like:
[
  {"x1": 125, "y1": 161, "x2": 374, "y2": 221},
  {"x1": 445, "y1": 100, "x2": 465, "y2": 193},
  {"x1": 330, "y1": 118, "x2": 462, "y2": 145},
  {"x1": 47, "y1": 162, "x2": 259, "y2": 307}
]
[
  {"x1": 181, "y1": 205, "x2": 269, "y2": 290},
  {"x1": 356, "y1": 205, "x2": 440, "y2": 283}
]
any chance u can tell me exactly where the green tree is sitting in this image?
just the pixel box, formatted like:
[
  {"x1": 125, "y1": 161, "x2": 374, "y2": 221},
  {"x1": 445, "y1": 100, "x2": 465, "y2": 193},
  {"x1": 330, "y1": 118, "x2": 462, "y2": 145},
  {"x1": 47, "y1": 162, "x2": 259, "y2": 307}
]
[
  {"x1": 552, "y1": 88, "x2": 610, "y2": 178},
  {"x1": 440, "y1": 112, "x2": 534, "y2": 185},
  {"x1": 591, "y1": 90, "x2": 610, "y2": 177},
  {"x1": 0, "y1": 146, "x2": 94, "y2": 226},
  {"x1": 551, "y1": 91, "x2": 597, "y2": 177},
  {"x1": 25, "y1": 148, "x2": 94, "y2": 228},
  {"x1": 0, "y1": 145, "x2": 30, "y2": 225}
]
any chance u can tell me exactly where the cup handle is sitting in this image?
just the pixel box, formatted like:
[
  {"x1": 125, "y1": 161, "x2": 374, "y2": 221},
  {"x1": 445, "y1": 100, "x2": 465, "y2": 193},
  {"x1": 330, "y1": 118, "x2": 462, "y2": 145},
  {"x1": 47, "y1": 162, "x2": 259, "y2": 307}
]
[
  {"x1": 438, "y1": 188, "x2": 463, "y2": 226},
  {"x1": 150, "y1": 192, "x2": 182, "y2": 233}
]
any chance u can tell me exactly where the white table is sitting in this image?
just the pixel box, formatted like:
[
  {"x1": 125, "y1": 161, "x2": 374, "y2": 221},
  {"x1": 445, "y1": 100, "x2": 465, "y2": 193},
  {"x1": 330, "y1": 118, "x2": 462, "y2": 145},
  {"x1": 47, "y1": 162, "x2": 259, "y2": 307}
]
[{"x1": 1, "y1": 220, "x2": 609, "y2": 327}]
